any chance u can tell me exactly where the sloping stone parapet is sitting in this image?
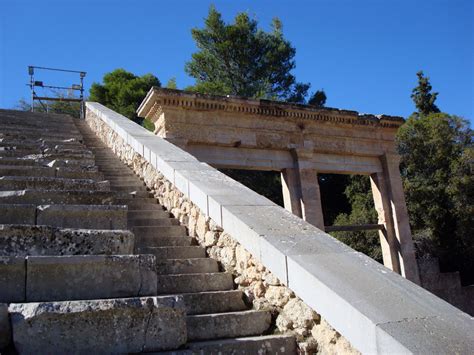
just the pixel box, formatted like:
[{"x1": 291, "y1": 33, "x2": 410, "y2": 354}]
[
  {"x1": 0, "y1": 224, "x2": 134, "y2": 256},
  {"x1": 85, "y1": 101, "x2": 474, "y2": 354},
  {"x1": 9, "y1": 296, "x2": 187, "y2": 353}
]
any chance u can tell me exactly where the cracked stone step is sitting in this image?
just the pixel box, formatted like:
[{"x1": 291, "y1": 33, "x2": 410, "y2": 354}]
[
  {"x1": 186, "y1": 310, "x2": 272, "y2": 341},
  {"x1": 0, "y1": 224, "x2": 134, "y2": 257},
  {"x1": 156, "y1": 272, "x2": 234, "y2": 294},
  {"x1": 137, "y1": 246, "x2": 206, "y2": 259},
  {"x1": 156, "y1": 258, "x2": 219, "y2": 275},
  {"x1": 160, "y1": 334, "x2": 297, "y2": 354},
  {"x1": 8, "y1": 296, "x2": 186, "y2": 354},
  {"x1": 0, "y1": 176, "x2": 109, "y2": 191},
  {"x1": 23, "y1": 254, "x2": 157, "y2": 302},
  {"x1": 128, "y1": 218, "x2": 179, "y2": 227}
]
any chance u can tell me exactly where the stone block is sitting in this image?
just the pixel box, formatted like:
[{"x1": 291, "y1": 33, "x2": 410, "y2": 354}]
[
  {"x1": 0, "y1": 204, "x2": 36, "y2": 224},
  {"x1": 286, "y1": 251, "x2": 474, "y2": 354},
  {"x1": 0, "y1": 256, "x2": 25, "y2": 303},
  {"x1": 9, "y1": 296, "x2": 187, "y2": 353},
  {"x1": 36, "y1": 204, "x2": 127, "y2": 229},
  {"x1": 26, "y1": 254, "x2": 157, "y2": 301},
  {"x1": 0, "y1": 303, "x2": 11, "y2": 349},
  {"x1": 0, "y1": 176, "x2": 109, "y2": 192}
]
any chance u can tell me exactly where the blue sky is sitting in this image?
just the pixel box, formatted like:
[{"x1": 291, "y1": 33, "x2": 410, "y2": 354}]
[{"x1": 0, "y1": 0, "x2": 472, "y2": 120}]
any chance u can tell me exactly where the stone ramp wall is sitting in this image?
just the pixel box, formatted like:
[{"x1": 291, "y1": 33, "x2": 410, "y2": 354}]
[{"x1": 85, "y1": 102, "x2": 474, "y2": 354}]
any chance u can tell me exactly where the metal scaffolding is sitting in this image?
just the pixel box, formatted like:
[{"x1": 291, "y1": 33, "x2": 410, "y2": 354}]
[{"x1": 28, "y1": 66, "x2": 87, "y2": 118}]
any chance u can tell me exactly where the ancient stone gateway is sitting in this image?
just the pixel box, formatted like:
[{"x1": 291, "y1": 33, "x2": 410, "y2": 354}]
[{"x1": 138, "y1": 88, "x2": 420, "y2": 284}]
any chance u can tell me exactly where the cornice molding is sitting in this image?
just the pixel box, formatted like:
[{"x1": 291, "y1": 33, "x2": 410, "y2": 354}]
[{"x1": 137, "y1": 87, "x2": 405, "y2": 129}]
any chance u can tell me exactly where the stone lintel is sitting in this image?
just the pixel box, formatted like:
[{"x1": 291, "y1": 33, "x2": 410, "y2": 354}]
[{"x1": 138, "y1": 87, "x2": 405, "y2": 129}]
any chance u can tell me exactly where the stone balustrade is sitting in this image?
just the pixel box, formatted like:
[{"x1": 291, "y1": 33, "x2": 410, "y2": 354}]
[{"x1": 86, "y1": 102, "x2": 474, "y2": 354}]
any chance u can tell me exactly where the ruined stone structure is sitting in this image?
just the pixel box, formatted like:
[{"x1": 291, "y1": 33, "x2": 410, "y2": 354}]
[
  {"x1": 0, "y1": 102, "x2": 473, "y2": 354},
  {"x1": 137, "y1": 88, "x2": 419, "y2": 284}
]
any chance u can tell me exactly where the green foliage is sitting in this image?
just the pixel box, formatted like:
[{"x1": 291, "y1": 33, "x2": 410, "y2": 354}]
[
  {"x1": 411, "y1": 71, "x2": 440, "y2": 115},
  {"x1": 89, "y1": 69, "x2": 161, "y2": 122},
  {"x1": 398, "y1": 112, "x2": 473, "y2": 283},
  {"x1": 142, "y1": 118, "x2": 155, "y2": 132},
  {"x1": 330, "y1": 175, "x2": 382, "y2": 262},
  {"x1": 308, "y1": 90, "x2": 327, "y2": 108},
  {"x1": 166, "y1": 77, "x2": 178, "y2": 89},
  {"x1": 185, "y1": 6, "x2": 314, "y2": 102}
]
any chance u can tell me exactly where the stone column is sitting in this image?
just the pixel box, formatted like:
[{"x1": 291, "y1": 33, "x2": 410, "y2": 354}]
[
  {"x1": 298, "y1": 168, "x2": 325, "y2": 230},
  {"x1": 373, "y1": 153, "x2": 420, "y2": 284},
  {"x1": 281, "y1": 168, "x2": 303, "y2": 218},
  {"x1": 370, "y1": 172, "x2": 402, "y2": 274}
]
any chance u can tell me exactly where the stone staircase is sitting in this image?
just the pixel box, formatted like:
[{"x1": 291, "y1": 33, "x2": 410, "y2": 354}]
[{"x1": 0, "y1": 109, "x2": 296, "y2": 354}]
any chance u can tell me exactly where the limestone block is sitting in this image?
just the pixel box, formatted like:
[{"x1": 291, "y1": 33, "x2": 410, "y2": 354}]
[
  {"x1": 25, "y1": 255, "x2": 157, "y2": 302},
  {"x1": 0, "y1": 204, "x2": 36, "y2": 225},
  {"x1": 286, "y1": 251, "x2": 474, "y2": 354},
  {"x1": 0, "y1": 303, "x2": 10, "y2": 349},
  {"x1": 0, "y1": 256, "x2": 25, "y2": 303},
  {"x1": 36, "y1": 204, "x2": 127, "y2": 229},
  {"x1": 9, "y1": 296, "x2": 187, "y2": 353},
  {"x1": 0, "y1": 176, "x2": 110, "y2": 191},
  {"x1": 0, "y1": 225, "x2": 134, "y2": 256}
]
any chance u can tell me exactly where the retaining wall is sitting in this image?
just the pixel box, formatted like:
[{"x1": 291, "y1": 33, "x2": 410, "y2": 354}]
[{"x1": 85, "y1": 102, "x2": 474, "y2": 354}]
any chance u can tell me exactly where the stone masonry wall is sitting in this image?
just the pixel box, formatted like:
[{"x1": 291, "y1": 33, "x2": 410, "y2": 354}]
[{"x1": 86, "y1": 108, "x2": 359, "y2": 354}]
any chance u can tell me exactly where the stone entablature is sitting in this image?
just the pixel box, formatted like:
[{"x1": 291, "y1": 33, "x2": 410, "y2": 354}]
[
  {"x1": 137, "y1": 88, "x2": 420, "y2": 285},
  {"x1": 87, "y1": 102, "x2": 474, "y2": 354}
]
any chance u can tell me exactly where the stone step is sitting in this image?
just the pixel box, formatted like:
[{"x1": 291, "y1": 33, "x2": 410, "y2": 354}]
[
  {"x1": 138, "y1": 235, "x2": 193, "y2": 247},
  {"x1": 0, "y1": 224, "x2": 134, "y2": 257},
  {"x1": 156, "y1": 272, "x2": 233, "y2": 294},
  {"x1": 0, "y1": 156, "x2": 95, "y2": 167},
  {"x1": 132, "y1": 225, "x2": 188, "y2": 238},
  {"x1": 156, "y1": 258, "x2": 219, "y2": 275},
  {"x1": 118, "y1": 198, "x2": 163, "y2": 208},
  {"x1": 128, "y1": 218, "x2": 178, "y2": 227},
  {"x1": 138, "y1": 246, "x2": 206, "y2": 259},
  {"x1": 0, "y1": 189, "x2": 117, "y2": 206},
  {"x1": 111, "y1": 185, "x2": 149, "y2": 192},
  {"x1": 1, "y1": 254, "x2": 157, "y2": 303},
  {"x1": 0, "y1": 176, "x2": 108, "y2": 192},
  {"x1": 8, "y1": 296, "x2": 186, "y2": 354},
  {"x1": 37, "y1": 204, "x2": 127, "y2": 229},
  {"x1": 186, "y1": 310, "x2": 272, "y2": 341},
  {"x1": 123, "y1": 190, "x2": 154, "y2": 198},
  {"x1": 0, "y1": 165, "x2": 103, "y2": 180},
  {"x1": 178, "y1": 290, "x2": 247, "y2": 315},
  {"x1": 128, "y1": 209, "x2": 171, "y2": 219},
  {"x1": 161, "y1": 334, "x2": 297, "y2": 354}
]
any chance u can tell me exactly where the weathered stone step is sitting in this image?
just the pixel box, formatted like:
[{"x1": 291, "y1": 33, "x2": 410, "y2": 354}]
[
  {"x1": 0, "y1": 128, "x2": 82, "y2": 139},
  {"x1": 138, "y1": 235, "x2": 193, "y2": 247},
  {"x1": 138, "y1": 246, "x2": 206, "y2": 259},
  {"x1": 160, "y1": 334, "x2": 297, "y2": 354},
  {"x1": 0, "y1": 203, "x2": 127, "y2": 229},
  {"x1": 118, "y1": 198, "x2": 162, "y2": 207},
  {"x1": 111, "y1": 184, "x2": 149, "y2": 192},
  {"x1": 0, "y1": 176, "x2": 109, "y2": 191},
  {"x1": 1, "y1": 254, "x2": 156, "y2": 303},
  {"x1": 156, "y1": 258, "x2": 218, "y2": 275},
  {"x1": 0, "y1": 156, "x2": 95, "y2": 167},
  {"x1": 128, "y1": 218, "x2": 178, "y2": 227},
  {"x1": 124, "y1": 190, "x2": 154, "y2": 198},
  {"x1": 128, "y1": 209, "x2": 171, "y2": 219},
  {"x1": 0, "y1": 189, "x2": 117, "y2": 206},
  {"x1": 179, "y1": 290, "x2": 247, "y2": 315},
  {"x1": 132, "y1": 225, "x2": 187, "y2": 238},
  {"x1": 156, "y1": 272, "x2": 234, "y2": 294},
  {"x1": 0, "y1": 224, "x2": 134, "y2": 257},
  {"x1": 186, "y1": 310, "x2": 272, "y2": 341},
  {"x1": 8, "y1": 296, "x2": 186, "y2": 354},
  {"x1": 0, "y1": 165, "x2": 103, "y2": 180}
]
